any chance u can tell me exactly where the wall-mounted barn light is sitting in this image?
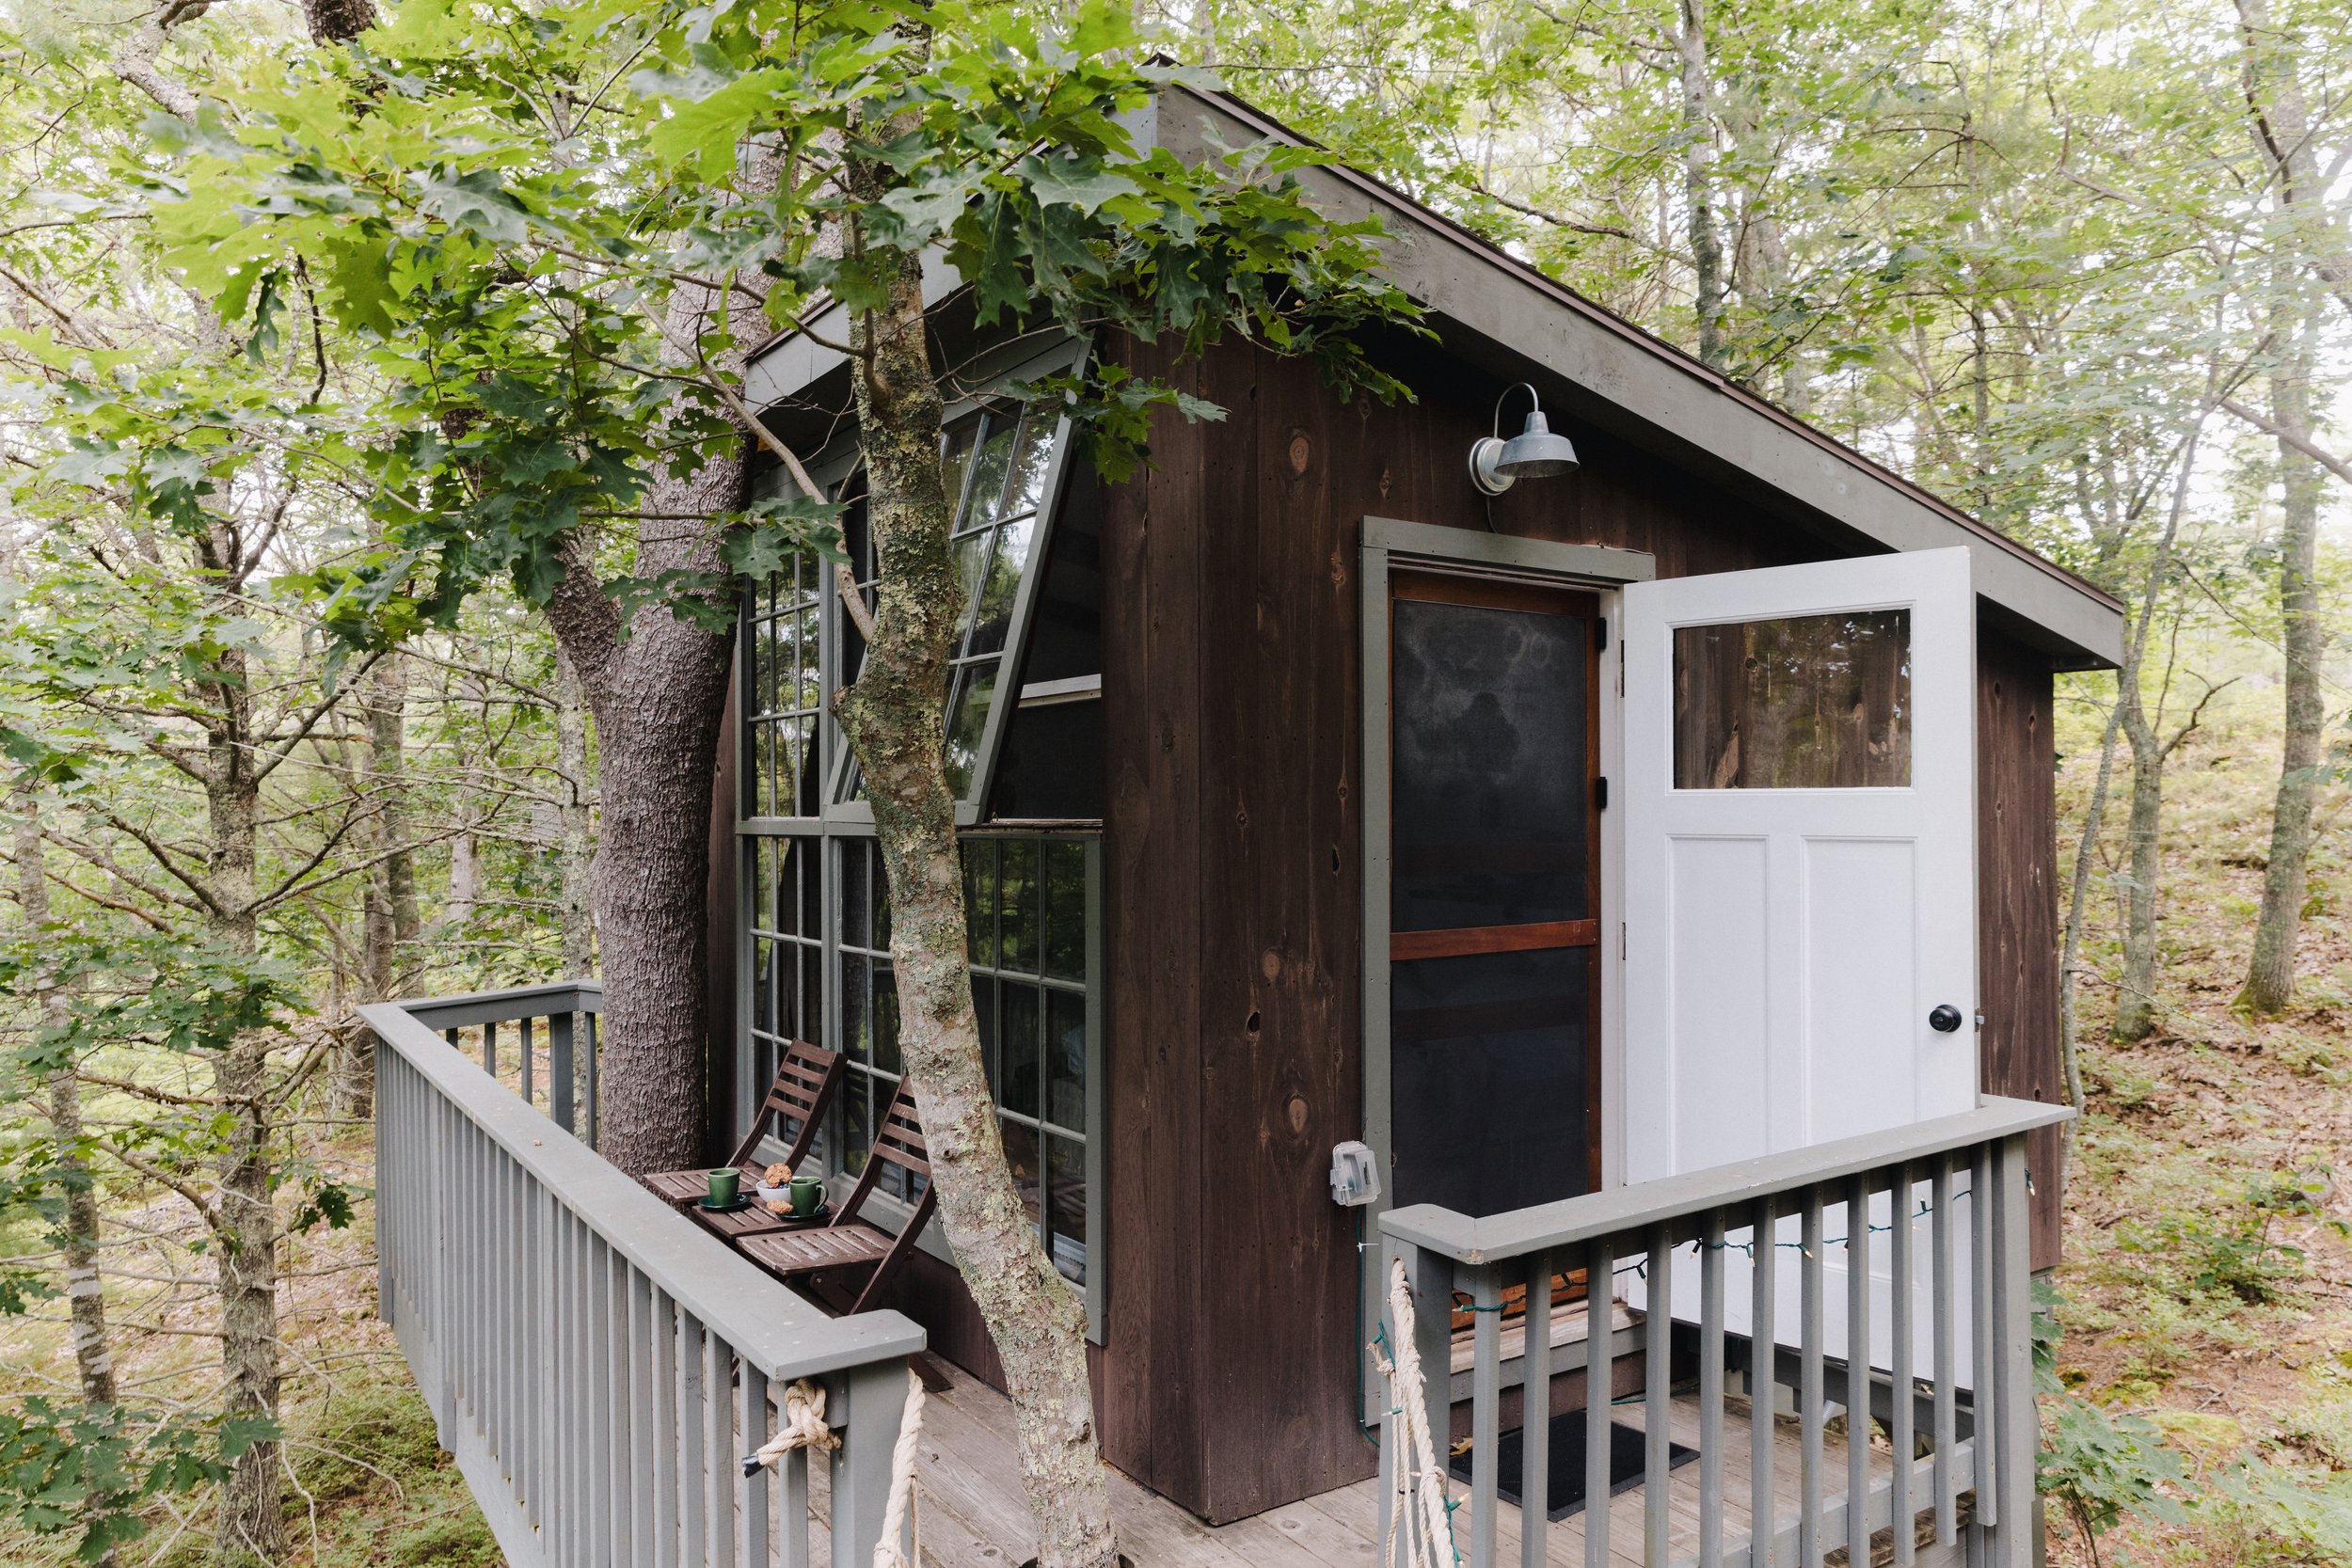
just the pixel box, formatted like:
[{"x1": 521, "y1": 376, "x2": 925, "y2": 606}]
[{"x1": 1468, "y1": 383, "x2": 1581, "y2": 496}]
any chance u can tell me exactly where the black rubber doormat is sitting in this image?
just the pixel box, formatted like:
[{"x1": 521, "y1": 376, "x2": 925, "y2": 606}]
[{"x1": 1445, "y1": 1418, "x2": 1699, "y2": 1521}]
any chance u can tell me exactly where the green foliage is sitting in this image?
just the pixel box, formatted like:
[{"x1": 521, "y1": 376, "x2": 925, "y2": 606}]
[
  {"x1": 0, "y1": 1401, "x2": 275, "y2": 1563},
  {"x1": 2039, "y1": 1395, "x2": 2188, "y2": 1541}
]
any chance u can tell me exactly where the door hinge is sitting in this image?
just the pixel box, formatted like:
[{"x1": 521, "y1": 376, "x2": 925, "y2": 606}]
[
  {"x1": 1596, "y1": 775, "x2": 1609, "y2": 810},
  {"x1": 1595, "y1": 617, "x2": 1609, "y2": 652},
  {"x1": 1620, "y1": 923, "x2": 1627, "y2": 959}
]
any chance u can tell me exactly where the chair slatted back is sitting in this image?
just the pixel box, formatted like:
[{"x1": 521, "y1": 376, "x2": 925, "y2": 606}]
[
  {"x1": 723, "y1": 1038, "x2": 844, "y2": 1172},
  {"x1": 834, "y1": 1082, "x2": 934, "y2": 1229}
]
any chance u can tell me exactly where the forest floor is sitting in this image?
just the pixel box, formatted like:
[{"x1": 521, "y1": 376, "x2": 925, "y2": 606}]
[{"x1": 2044, "y1": 701, "x2": 2352, "y2": 1565}]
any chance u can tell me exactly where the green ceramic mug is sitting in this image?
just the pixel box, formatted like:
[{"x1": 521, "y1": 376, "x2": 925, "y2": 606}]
[
  {"x1": 788, "y1": 1175, "x2": 825, "y2": 1216},
  {"x1": 707, "y1": 1167, "x2": 740, "y2": 1206}
]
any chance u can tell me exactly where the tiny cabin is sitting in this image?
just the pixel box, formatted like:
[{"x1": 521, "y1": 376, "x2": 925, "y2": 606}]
[{"x1": 706, "y1": 82, "x2": 2120, "y2": 1529}]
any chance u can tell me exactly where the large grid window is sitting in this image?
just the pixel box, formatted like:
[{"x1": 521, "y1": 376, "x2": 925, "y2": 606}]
[
  {"x1": 822, "y1": 836, "x2": 1095, "y2": 1288},
  {"x1": 735, "y1": 344, "x2": 1103, "y2": 1333}
]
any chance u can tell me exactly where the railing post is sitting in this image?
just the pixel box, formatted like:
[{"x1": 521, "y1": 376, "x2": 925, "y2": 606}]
[
  {"x1": 1989, "y1": 1133, "x2": 2038, "y2": 1567},
  {"x1": 830, "y1": 1359, "x2": 911, "y2": 1568},
  {"x1": 1466, "y1": 1264, "x2": 1503, "y2": 1568},
  {"x1": 1518, "y1": 1248, "x2": 1551, "y2": 1568}
]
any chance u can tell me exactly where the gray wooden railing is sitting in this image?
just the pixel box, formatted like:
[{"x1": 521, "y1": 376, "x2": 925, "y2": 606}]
[
  {"x1": 366, "y1": 983, "x2": 928, "y2": 1568},
  {"x1": 1379, "y1": 1097, "x2": 2070, "y2": 1568}
]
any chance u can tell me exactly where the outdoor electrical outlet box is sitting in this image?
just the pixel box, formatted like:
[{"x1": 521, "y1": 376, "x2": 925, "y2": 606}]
[{"x1": 1328, "y1": 1141, "x2": 1380, "y2": 1208}]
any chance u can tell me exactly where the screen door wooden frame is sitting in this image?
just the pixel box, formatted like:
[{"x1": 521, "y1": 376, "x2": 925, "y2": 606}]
[
  {"x1": 1387, "y1": 567, "x2": 1606, "y2": 1196},
  {"x1": 1354, "y1": 515, "x2": 1654, "y2": 1425}
]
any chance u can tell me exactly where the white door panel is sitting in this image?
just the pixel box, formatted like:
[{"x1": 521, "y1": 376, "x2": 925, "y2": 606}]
[{"x1": 1621, "y1": 547, "x2": 1978, "y2": 1381}]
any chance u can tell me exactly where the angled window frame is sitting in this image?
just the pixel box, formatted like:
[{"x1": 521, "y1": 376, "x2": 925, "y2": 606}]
[{"x1": 820, "y1": 334, "x2": 1090, "y2": 828}]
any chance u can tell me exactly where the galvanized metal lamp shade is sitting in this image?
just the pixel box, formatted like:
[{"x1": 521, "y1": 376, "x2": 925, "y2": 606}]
[{"x1": 1468, "y1": 384, "x2": 1581, "y2": 496}]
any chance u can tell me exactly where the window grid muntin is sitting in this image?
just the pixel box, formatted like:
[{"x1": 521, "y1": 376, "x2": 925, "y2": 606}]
[{"x1": 742, "y1": 551, "x2": 826, "y2": 819}]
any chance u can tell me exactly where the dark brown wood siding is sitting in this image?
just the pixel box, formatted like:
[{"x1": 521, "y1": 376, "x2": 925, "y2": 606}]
[
  {"x1": 1976, "y1": 626, "x2": 2067, "y2": 1271},
  {"x1": 1095, "y1": 332, "x2": 1866, "y2": 1523}
]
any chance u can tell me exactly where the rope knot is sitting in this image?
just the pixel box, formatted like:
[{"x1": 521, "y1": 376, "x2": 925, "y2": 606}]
[{"x1": 741, "y1": 1378, "x2": 841, "y2": 1478}]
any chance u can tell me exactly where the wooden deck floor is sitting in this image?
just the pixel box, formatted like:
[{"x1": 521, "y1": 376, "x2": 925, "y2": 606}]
[{"x1": 871, "y1": 1370, "x2": 1968, "y2": 1568}]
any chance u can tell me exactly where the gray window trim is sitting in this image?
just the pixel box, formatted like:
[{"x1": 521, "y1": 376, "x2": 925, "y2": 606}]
[{"x1": 1355, "y1": 514, "x2": 1655, "y2": 1421}]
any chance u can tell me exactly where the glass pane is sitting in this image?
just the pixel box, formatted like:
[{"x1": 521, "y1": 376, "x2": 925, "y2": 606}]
[
  {"x1": 777, "y1": 717, "x2": 809, "y2": 818},
  {"x1": 1002, "y1": 1118, "x2": 1041, "y2": 1233},
  {"x1": 842, "y1": 1071, "x2": 872, "y2": 1175},
  {"x1": 950, "y1": 529, "x2": 991, "y2": 646},
  {"x1": 966, "y1": 516, "x2": 1034, "y2": 657},
  {"x1": 1046, "y1": 988, "x2": 1086, "y2": 1133},
  {"x1": 1391, "y1": 596, "x2": 1587, "y2": 931},
  {"x1": 944, "y1": 661, "x2": 1000, "y2": 797},
  {"x1": 1003, "y1": 416, "x2": 1057, "y2": 518},
  {"x1": 788, "y1": 942, "x2": 818, "y2": 1040},
  {"x1": 841, "y1": 954, "x2": 871, "y2": 1063},
  {"x1": 963, "y1": 839, "x2": 999, "y2": 966},
  {"x1": 1391, "y1": 946, "x2": 1591, "y2": 1217},
  {"x1": 753, "y1": 937, "x2": 774, "y2": 1037},
  {"x1": 999, "y1": 838, "x2": 1039, "y2": 972},
  {"x1": 1044, "y1": 841, "x2": 1086, "y2": 981},
  {"x1": 754, "y1": 614, "x2": 778, "y2": 716},
  {"x1": 1673, "y1": 610, "x2": 1912, "y2": 789},
  {"x1": 871, "y1": 963, "x2": 900, "y2": 1076},
  {"x1": 754, "y1": 837, "x2": 775, "y2": 930},
  {"x1": 1048, "y1": 1134, "x2": 1086, "y2": 1285},
  {"x1": 999, "y1": 980, "x2": 1041, "y2": 1121},
  {"x1": 972, "y1": 973, "x2": 998, "y2": 1098},
  {"x1": 940, "y1": 420, "x2": 978, "y2": 513},
  {"x1": 842, "y1": 842, "x2": 870, "y2": 950},
  {"x1": 792, "y1": 716, "x2": 822, "y2": 818},
  {"x1": 789, "y1": 607, "x2": 820, "y2": 709},
  {"x1": 961, "y1": 416, "x2": 1018, "y2": 531},
  {"x1": 750, "y1": 721, "x2": 775, "y2": 818},
  {"x1": 870, "y1": 843, "x2": 892, "y2": 949},
  {"x1": 793, "y1": 839, "x2": 823, "y2": 937}
]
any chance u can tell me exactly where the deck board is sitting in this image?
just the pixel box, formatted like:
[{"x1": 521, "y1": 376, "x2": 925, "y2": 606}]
[{"x1": 883, "y1": 1372, "x2": 1951, "y2": 1568}]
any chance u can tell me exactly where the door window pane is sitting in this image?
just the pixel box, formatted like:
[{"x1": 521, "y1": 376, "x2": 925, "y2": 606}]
[
  {"x1": 1391, "y1": 598, "x2": 1587, "y2": 930},
  {"x1": 1391, "y1": 947, "x2": 1592, "y2": 1217},
  {"x1": 1674, "y1": 610, "x2": 1912, "y2": 789}
]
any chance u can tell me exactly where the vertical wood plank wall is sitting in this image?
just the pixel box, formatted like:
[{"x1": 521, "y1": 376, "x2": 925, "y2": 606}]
[
  {"x1": 1093, "y1": 331, "x2": 2074, "y2": 1523},
  {"x1": 1976, "y1": 626, "x2": 2067, "y2": 1271}
]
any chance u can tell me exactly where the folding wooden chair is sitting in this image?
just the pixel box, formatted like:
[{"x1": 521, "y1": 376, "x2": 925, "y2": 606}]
[
  {"x1": 736, "y1": 1081, "x2": 937, "y2": 1317},
  {"x1": 645, "y1": 1038, "x2": 844, "y2": 1208}
]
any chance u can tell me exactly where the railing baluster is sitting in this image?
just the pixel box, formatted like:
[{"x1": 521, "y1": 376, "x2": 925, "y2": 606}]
[
  {"x1": 583, "y1": 1008, "x2": 600, "y2": 1149},
  {"x1": 1971, "y1": 1141, "x2": 1997, "y2": 1530},
  {"x1": 654, "y1": 1287, "x2": 679, "y2": 1565},
  {"x1": 1520, "y1": 1249, "x2": 1551, "y2": 1568},
  {"x1": 551, "y1": 1011, "x2": 577, "y2": 1134},
  {"x1": 1751, "y1": 1194, "x2": 1776, "y2": 1568},
  {"x1": 609, "y1": 1243, "x2": 633, "y2": 1563},
  {"x1": 682, "y1": 1313, "x2": 709, "y2": 1567},
  {"x1": 483, "y1": 1018, "x2": 496, "y2": 1078},
  {"x1": 1931, "y1": 1154, "x2": 1955, "y2": 1546},
  {"x1": 741, "y1": 1368, "x2": 772, "y2": 1568},
  {"x1": 631, "y1": 1268, "x2": 657, "y2": 1567},
  {"x1": 1846, "y1": 1170, "x2": 1872, "y2": 1563},
  {"x1": 520, "y1": 1014, "x2": 535, "y2": 1107},
  {"x1": 708, "y1": 1333, "x2": 735, "y2": 1568},
  {"x1": 1890, "y1": 1162, "x2": 1915, "y2": 1565},
  {"x1": 1469, "y1": 1264, "x2": 1502, "y2": 1568},
  {"x1": 1645, "y1": 1224, "x2": 1672, "y2": 1563},
  {"x1": 1992, "y1": 1135, "x2": 2037, "y2": 1567},
  {"x1": 1700, "y1": 1209, "x2": 1725, "y2": 1568},
  {"x1": 1800, "y1": 1187, "x2": 1823, "y2": 1568},
  {"x1": 1584, "y1": 1235, "x2": 1613, "y2": 1568}
]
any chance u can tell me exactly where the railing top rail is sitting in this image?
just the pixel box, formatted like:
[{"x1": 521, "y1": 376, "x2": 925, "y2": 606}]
[
  {"x1": 1380, "y1": 1095, "x2": 2073, "y2": 1265},
  {"x1": 391, "y1": 979, "x2": 604, "y2": 1030},
  {"x1": 363, "y1": 996, "x2": 927, "y2": 1379}
]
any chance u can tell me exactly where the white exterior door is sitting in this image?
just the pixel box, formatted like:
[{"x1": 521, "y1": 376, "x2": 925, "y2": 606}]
[{"x1": 1620, "y1": 547, "x2": 1978, "y2": 1379}]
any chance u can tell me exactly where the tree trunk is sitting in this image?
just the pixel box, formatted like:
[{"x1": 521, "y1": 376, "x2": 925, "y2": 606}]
[
  {"x1": 199, "y1": 626, "x2": 283, "y2": 1568},
  {"x1": 344, "y1": 656, "x2": 411, "y2": 1116},
  {"x1": 837, "y1": 246, "x2": 1117, "y2": 1568},
  {"x1": 2113, "y1": 698, "x2": 2164, "y2": 1042},
  {"x1": 1676, "y1": 0, "x2": 1726, "y2": 368},
  {"x1": 2237, "y1": 345, "x2": 2326, "y2": 1012},
  {"x1": 13, "y1": 804, "x2": 121, "y2": 1568}
]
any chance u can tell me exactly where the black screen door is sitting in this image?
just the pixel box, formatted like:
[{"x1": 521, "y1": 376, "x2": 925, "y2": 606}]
[{"x1": 1389, "y1": 571, "x2": 1602, "y2": 1217}]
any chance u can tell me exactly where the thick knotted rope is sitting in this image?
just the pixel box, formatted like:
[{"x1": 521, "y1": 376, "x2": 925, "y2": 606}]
[
  {"x1": 742, "y1": 1378, "x2": 841, "y2": 1477},
  {"x1": 739, "y1": 1369, "x2": 926, "y2": 1568},
  {"x1": 1374, "y1": 1256, "x2": 1458, "y2": 1568}
]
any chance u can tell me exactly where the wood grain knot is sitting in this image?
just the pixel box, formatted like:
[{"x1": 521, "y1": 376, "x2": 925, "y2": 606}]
[
  {"x1": 1286, "y1": 1094, "x2": 1310, "y2": 1133},
  {"x1": 1287, "y1": 432, "x2": 1311, "y2": 474},
  {"x1": 1261, "y1": 949, "x2": 1281, "y2": 981}
]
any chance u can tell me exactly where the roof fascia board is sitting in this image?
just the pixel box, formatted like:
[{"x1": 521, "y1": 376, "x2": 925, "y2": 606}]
[{"x1": 1144, "y1": 85, "x2": 2123, "y2": 670}]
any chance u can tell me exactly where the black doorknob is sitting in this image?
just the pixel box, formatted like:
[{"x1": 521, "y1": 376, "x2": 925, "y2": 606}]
[{"x1": 1928, "y1": 1005, "x2": 1964, "y2": 1034}]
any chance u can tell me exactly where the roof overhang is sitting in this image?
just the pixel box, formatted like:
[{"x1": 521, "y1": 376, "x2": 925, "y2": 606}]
[{"x1": 744, "y1": 81, "x2": 2124, "y2": 670}]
